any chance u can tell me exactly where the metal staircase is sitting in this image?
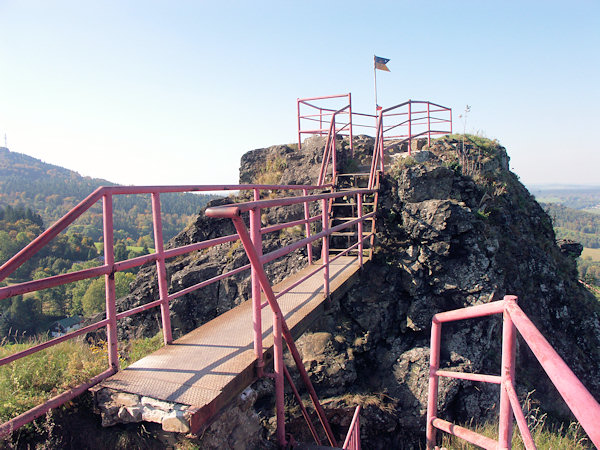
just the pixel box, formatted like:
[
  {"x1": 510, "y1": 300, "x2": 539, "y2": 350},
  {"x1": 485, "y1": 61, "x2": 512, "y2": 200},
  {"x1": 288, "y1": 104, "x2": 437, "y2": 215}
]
[{"x1": 329, "y1": 173, "x2": 377, "y2": 258}]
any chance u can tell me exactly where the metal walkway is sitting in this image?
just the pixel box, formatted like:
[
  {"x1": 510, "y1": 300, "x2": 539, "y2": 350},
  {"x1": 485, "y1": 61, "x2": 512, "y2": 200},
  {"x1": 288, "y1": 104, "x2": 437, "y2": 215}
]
[{"x1": 95, "y1": 256, "x2": 364, "y2": 433}]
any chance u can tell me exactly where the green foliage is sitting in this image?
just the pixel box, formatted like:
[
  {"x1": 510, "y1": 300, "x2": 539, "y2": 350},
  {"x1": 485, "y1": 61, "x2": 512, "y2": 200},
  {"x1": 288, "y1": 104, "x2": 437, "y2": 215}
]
[
  {"x1": 476, "y1": 209, "x2": 491, "y2": 220},
  {"x1": 440, "y1": 419, "x2": 591, "y2": 449},
  {"x1": 121, "y1": 331, "x2": 164, "y2": 368},
  {"x1": 80, "y1": 272, "x2": 136, "y2": 316},
  {"x1": 578, "y1": 256, "x2": 600, "y2": 287},
  {"x1": 390, "y1": 156, "x2": 418, "y2": 178},
  {"x1": 440, "y1": 392, "x2": 593, "y2": 448},
  {"x1": 0, "y1": 331, "x2": 164, "y2": 425},
  {"x1": 0, "y1": 338, "x2": 106, "y2": 423},
  {"x1": 444, "y1": 159, "x2": 462, "y2": 175},
  {"x1": 542, "y1": 202, "x2": 600, "y2": 248},
  {"x1": 401, "y1": 156, "x2": 417, "y2": 167},
  {"x1": 341, "y1": 157, "x2": 360, "y2": 173},
  {"x1": 0, "y1": 293, "x2": 44, "y2": 338},
  {"x1": 443, "y1": 133, "x2": 501, "y2": 155}
]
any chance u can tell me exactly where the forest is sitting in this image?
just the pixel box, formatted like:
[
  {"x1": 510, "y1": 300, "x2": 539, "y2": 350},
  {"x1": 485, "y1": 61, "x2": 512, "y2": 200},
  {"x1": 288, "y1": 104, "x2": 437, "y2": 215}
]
[
  {"x1": 539, "y1": 202, "x2": 600, "y2": 287},
  {"x1": 0, "y1": 206, "x2": 148, "y2": 339},
  {"x1": 0, "y1": 147, "x2": 221, "y2": 340},
  {"x1": 0, "y1": 147, "x2": 220, "y2": 243},
  {"x1": 541, "y1": 202, "x2": 600, "y2": 248}
]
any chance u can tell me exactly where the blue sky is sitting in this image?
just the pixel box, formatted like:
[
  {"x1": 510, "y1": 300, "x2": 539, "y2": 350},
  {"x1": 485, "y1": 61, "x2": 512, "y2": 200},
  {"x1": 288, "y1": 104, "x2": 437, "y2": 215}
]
[{"x1": 0, "y1": 1, "x2": 598, "y2": 187}]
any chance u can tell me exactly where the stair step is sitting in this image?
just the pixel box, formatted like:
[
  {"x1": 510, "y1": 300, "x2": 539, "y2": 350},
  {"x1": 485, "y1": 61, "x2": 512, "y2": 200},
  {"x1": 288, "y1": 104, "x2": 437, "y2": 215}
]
[
  {"x1": 332, "y1": 217, "x2": 375, "y2": 221},
  {"x1": 337, "y1": 172, "x2": 370, "y2": 177},
  {"x1": 294, "y1": 443, "x2": 343, "y2": 449},
  {"x1": 331, "y1": 232, "x2": 371, "y2": 237}
]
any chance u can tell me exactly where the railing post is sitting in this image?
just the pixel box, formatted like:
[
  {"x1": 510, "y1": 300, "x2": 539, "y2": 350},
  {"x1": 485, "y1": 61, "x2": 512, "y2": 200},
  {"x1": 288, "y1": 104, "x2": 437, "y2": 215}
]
[
  {"x1": 151, "y1": 192, "x2": 173, "y2": 344},
  {"x1": 357, "y1": 193, "x2": 363, "y2": 268},
  {"x1": 303, "y1": 188, "x2": 313, "y2": 264},
  {"x1": 297, "y1": 98, "x2": 302, "y2": 151},
  {"x1": 332, "y1": 116, "x2": 337, "y2": 182},
  {"x1": 408, "y1": 100, "x2": 412, "y2": 155},
  {"x1": 273, "y1": 310, "x2": 286, "y2": 446},
  {"x1": 450, "y1": 108, "x2": 453, "y2": 134},
  {"x1": 320, "y1": 107, "x2": 323, "y2": 135},
  {"x1": 321, "y1": 198, "x2": 330, "y2": 299},
  {"x1": 102, "y1": 194, "x2": 119, "y2": 371},
  {"x1": 426, "y1": 317, "x2": 442, "y2": 449},
  {"x1": 499, "y1": 295, "x2": 518, "y2": 449},
  {"x1": 348, "y1": 92, "x2": 354, "y2": 157},
  {"x1": 379, "y1": 110, "x2": 385, "y2": 174},
  {"x1": 427, "y1": 102, "x2": 431, "y2": 147},
  {"x1": 249, "y1": 189, "x2": 264, "y2": 375}
]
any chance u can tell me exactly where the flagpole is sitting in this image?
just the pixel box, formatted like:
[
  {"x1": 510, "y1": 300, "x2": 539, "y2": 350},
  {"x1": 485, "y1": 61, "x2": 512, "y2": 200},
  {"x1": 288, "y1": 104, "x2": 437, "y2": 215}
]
[{"x1": 373, "y1": 54, "x2": 378, "y2": 109}]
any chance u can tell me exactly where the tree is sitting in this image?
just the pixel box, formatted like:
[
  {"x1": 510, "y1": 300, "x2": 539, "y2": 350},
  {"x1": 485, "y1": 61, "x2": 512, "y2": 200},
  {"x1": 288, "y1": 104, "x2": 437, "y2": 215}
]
[
  {"x1": 114, "y1": 240, "x2": 128, "y2": 262},
  {"x1": 81, "y1": 272, "x2": 136, "y2": 316}
]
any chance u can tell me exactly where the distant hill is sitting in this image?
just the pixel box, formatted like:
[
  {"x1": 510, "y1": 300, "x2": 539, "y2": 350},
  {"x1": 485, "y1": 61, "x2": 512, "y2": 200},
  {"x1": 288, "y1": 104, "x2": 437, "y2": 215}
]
[
  {"x1": 0, "y1": 147, "x2": 219, "y2": 242},
  {"x1": 530, "y1": 185, "x2": 600, "y2": 213},
  {"x1": 541, "y1": 202, "x2": 600, "y2": 248}
]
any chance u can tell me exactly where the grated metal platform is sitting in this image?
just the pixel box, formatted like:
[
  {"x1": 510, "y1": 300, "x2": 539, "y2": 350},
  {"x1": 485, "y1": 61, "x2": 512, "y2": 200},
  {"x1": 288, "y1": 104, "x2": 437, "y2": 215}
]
[{"x1": 95, "y1": 256, "x2": 364, "y2": 432}]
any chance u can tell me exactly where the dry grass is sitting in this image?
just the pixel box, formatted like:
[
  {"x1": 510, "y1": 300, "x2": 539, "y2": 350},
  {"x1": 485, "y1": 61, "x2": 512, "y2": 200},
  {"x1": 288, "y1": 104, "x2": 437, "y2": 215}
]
[
  {"x1": 581, "y1": 247, "x2": 600, "y2": 261},
  {"x1": 440, "y1": 392, "x2": 593, "y2": 449}
]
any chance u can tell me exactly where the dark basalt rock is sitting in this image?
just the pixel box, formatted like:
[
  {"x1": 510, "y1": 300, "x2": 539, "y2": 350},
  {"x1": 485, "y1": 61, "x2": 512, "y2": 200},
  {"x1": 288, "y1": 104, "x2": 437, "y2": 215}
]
[
  {"x1": 108, "y1": 135, "x2": 600, "y2": 448},
  {"x1": 556, "y1": 238, "x2": 583, "y2": 258}
]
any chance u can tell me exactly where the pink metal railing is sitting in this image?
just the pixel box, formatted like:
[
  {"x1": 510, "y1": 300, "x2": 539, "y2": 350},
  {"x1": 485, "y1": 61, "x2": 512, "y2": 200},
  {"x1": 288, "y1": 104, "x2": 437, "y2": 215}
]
[
  {"x1": 0, "y1": 182, "x2": 331, "y2": 436},
  {"x1": 317, "y1": 104, "x2": 351, "y2": 186},
  {"x1": 426, "y1": 295, "x2": 600, "y2": 449},
  {"x1": 298, "y1": 95, "x2": 451, "y2": 190},
  {"x1": 380, "y1": 100, "x2": 452, "y2": 155},
  {"x1": 206, "y1": 187, "x2": 376, "y2": 447},
  {"x1": 297, "y1": 94, "x2": 354, "y2": 151},
  {"x1": 367, "y1": 100, "x2": 452, "y2": 189},
  {"x1": 342, "y1": 405, "x2": 361, "y2": 450}
]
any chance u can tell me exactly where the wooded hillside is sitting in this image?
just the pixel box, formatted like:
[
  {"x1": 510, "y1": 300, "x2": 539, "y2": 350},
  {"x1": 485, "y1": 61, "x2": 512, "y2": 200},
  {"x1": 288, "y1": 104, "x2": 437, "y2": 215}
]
[{"x1": 0, "y1": 147, "x2": 220, "y2": 243}]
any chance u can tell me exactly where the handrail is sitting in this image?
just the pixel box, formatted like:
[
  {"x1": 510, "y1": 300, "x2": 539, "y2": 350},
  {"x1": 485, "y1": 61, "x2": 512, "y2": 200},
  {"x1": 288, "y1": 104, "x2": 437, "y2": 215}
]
[
  {"x1": 381, "y1": 100, "x2": 452, "y2": 156},
  {"x1": 317, "y1": 104, "x2": 352, "y2": 185},
  {"x1": 426, "y1": 295, "x2": 600, "y2": 449},
  {"x1": 0, "y1": 182, "x2": 332, "y2": 436},
  {"x1": 206, "y1": 188, "x2": 375, "y2": 447},
  {"x1": 298, "y1": 94, "x2": 353, "y2": 151},
  {"x1": 342, "y1": 405, "x2": 361, "y2": 449},
  {"x1": 0, "y1": 183, "x2": 324, "y2": 282}
]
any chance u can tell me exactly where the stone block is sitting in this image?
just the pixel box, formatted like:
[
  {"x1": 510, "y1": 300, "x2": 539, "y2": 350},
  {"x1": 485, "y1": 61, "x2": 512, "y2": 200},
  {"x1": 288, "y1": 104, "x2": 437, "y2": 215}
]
[
  {"x1": 141, "y1": 406, "x2": 167, "y2": 424},
  {"x1": 113, "y1": 392, "x2": 140, "y2": 407},
  {"x1": 141, "y1": 396, "x2": 174, "y2": 411},
  {"x1": 161, "y1": 410, "x2": 190, "y2": 433}
]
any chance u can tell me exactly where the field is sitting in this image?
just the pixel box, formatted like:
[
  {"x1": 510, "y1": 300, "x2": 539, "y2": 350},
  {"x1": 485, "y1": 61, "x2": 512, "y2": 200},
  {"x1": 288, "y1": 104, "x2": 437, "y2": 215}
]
[
  {"x1": 93, "y1": 242, "x2": 155, "y2": 254},
  {"x1": 582, "y1": 247, "x2": 600, "y2": 261}
]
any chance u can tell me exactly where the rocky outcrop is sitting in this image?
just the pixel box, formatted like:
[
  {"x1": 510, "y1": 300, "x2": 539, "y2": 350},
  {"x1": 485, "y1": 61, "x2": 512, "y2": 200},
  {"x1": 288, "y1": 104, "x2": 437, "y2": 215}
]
[
  {"x1": 557, "y1": 238, "x2": 583, "y2": 258},
  {"x1": 98, "y1": 135, "x2": 600, "y2": 448},
  {"x1": 290, "y1": 139, "x2": 600, "y2": 447}
]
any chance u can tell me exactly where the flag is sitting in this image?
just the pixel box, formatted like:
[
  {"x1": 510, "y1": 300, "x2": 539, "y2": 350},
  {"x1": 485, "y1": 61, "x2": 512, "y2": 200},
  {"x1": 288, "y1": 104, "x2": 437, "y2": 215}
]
[{"x1": 374, "y1": 55, "x2": 390, "y2": 72}]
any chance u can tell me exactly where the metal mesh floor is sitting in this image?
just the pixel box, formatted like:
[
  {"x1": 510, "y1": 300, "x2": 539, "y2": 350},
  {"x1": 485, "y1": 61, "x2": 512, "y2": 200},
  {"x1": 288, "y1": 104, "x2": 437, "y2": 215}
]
[{"x1": 99, "y1": 256, "x2": 362, "y2": 413}]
